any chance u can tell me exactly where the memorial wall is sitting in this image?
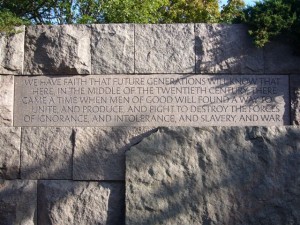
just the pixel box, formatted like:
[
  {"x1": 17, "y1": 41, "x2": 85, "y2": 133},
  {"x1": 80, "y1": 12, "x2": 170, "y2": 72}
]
[{"x1": 0, "y1": 24, "x2": 300, "y2": 224}]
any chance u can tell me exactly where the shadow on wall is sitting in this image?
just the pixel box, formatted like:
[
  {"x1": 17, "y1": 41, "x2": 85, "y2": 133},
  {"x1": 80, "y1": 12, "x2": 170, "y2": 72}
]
[
  {"x1": 0, "y1": 68, "x2": 294, "y2": 224},
  {"x1": 170, "y1": 73, "x2": 290, "y2": 126},
  {"x1": 1, "y1": 70, "x2": 294, "y2": 224},
  {"x1": 0, "y1": 126, "x2": 158, "y2": 225},
  {"x1": 195, "y1": 24, "x2": 264, "y2": 75},
  {"x1": 126, "y1": 126, "x2": 300, "y2": 225}
]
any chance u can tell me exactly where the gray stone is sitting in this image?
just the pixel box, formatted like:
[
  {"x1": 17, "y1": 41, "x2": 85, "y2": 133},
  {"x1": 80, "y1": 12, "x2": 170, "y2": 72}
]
[
  {"x1": 264, "y1": 41, "x2": 300, "y2": 74},
  {"x1": 24, "y1": 25, "x2": 91, "y2": 75},
  {"x1": 91, "y1": 24, "x2": 134, "y2": 74},
  {"x1": 21, "y1": 127, "x2": 73, "y2": 179},
  {"x1": 74, "y1": 127, "x2": 157, "y2": 180},
  {"x1": 14, "y1": 75, "x2": 290, "y2": 127},
  {"x1": 135, "y1": 24, "x2": 194, "y2": 73},
  {"x1": 0, "y1": 180, "x2": 37, "y2": 225},
  {"x1": 290, "y1": 75, "x2": 300, "y2": 125},
  {"x1": 38, "y1": 180, "x2": 124, "y2": 225},
  {"x1": 126, "y1": 126, "x2": 300, "y2": 225},
  {"x1": 0, "y1": 127, "x2": 21, "y2": 179},
  {"x1": 0, "y1": 75, "x2": 13, "y2": 126},
  {"x1": 195, "y1": 24, "x2": 263, "y2": 74},
  {"x1": 0, "y1": 26, "x2": 25, "y2": 75}
]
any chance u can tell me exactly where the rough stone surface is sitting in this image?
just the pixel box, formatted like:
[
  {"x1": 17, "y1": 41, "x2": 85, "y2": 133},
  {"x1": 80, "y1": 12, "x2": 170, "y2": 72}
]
[
  {"x1": 38, "y1": 180, "x2": 124, "y2": 225},
  {"x1": 24, "y1": 25, "x2": 91, "y2": 75},
  {"x1": 195, "y1": 24, "x2": 263, "y2": 74},
  {"x1": 91, "y1": 24, "x2": 134, "y2": 74},
  {"x1": 126, "y1": 126, "x2": 300, "y2": 225},
  {"x1": 290, "y1": 75, "x2": 300, "y2": 125},
  {"x1": 135, "y1": 24, "x2": 194, "y2": 73},
  {"x1": 21, "y1": 127, "x2": 73, "y2": 179},
  {"x1": 0, "y1": 75, "x2": 13, "y2": 126},
  {"x1": 0, "y1": 26, "x2": 25, "y2": 75},
  {"x1": 0, "y1": 127, "x2": 21, "y2": 179},
  {"x1": 0, "y1": 180, "x2": 37, "y2": 225},
  {"x1": 74, "y1": 127, "x2": 157, "y2": 180},
  {"x1": 264, "y1": 41, "x2": 300, "y2": 74}
]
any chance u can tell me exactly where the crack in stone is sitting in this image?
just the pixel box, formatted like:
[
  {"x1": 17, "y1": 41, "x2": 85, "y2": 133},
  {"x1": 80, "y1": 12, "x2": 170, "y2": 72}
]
[
  {"x1": 70, "y1": 128, "x2": 76, "y2": 179},
  {"x1": 124, "y1": 127, "x2": 159, "y2": 152}
]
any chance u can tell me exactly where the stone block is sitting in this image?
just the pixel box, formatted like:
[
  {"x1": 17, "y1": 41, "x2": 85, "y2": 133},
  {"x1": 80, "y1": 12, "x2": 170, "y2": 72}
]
[
  {"x1": 0, "y1": 180, "x2": 37, "y2": 225},
  {"x1": 0, "y1": 127, "x2": 21, "y2": 179},
  {"x1": 74, "y1": 127, "x2": 157, "y2": 180},
  {"x1": 21, "y1": 127, "x2": 73, "y2": 179},
  {"x1": 91, "y1": 24, "x2": 134, "y2": 74},
  {"x1": 264, "y1": 41, "x2": 300, "y2": 74},
  {"x1": 135, "y1": 24, "x2": 194, "y2": 73},
  {"x1": 126, "y1": 126, "x2": 300, "y2": 225},
  {"x1": 24, "y1": 25, "x2": 91, "y2": 75},
  {"x1": 38, "y1": 180, "x2": 124, "y2": 225},
  {"x1": 0, "y1": 75, "x2": 13, "y2": 126},
  {"x1": 290, "y1": 75, "x2": 300, "y2": 125},
  {"x1": 195, "y1": 24, "x2": 263, "y2": 74},
  {"x1": 0, "y1": 26, "x2": 25, "y2": 75}
]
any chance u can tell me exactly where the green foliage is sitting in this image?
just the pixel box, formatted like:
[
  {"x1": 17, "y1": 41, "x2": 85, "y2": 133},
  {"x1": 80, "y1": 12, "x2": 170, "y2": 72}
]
[
  {"x1": 0, "y1": 0, "x2": 221, "y2": 24},
  {"x1": 102, "y1": 0, "x2": 168, "y2": 23},
  {"x1": 0, "y1": 0, "x2": 103, "y2": 24},
  {"x1": 160, "y1": 0, "x2": 220, "y2": 23},
  {"x1": 220, "y1": 0, "x2": 245, "y2": 24},
  {"x1": 0, "y1": 0, "x2": 56, "y2": 24},
  {"x1": 74, "y1": 0, "x2": 103, "y2": 23},
  {"x1": 0, "y1": 10, "x2": 29, "y2": 34},
  {"x1": 244, "y1": 0, "x2": 297, "y2": 48},
  {"x1": 102, "y1": 0, "x2": 220, "y2": 23}
]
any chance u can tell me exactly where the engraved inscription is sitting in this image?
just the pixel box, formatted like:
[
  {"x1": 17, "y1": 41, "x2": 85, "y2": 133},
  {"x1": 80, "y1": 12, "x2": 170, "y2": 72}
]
[{"x1": 14, "y1": 75, "x2": 289, "y2": 126}]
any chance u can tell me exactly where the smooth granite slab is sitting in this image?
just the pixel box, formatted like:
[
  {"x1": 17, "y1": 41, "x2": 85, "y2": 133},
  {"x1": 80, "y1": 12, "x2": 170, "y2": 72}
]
[{"x1": 14, "y1": 74, "x2": 289, "y2": 126}]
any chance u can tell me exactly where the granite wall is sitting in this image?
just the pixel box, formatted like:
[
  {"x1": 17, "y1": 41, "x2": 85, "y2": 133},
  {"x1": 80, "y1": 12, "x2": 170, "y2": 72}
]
[{"x1": 0, "y1": 24, "x2": 299, "y2": 225}]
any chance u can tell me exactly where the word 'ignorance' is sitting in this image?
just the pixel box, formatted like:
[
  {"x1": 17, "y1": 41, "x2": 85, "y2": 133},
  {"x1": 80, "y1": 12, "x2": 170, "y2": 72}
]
[{"x1": 14, "y1": 74, "x2": 289, "y2": 126}]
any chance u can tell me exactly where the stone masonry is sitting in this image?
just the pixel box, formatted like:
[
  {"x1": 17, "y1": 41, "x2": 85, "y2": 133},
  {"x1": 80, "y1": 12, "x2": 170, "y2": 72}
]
[{"x1": 0, "y1": 24, "x2": 299, "y2": 224}]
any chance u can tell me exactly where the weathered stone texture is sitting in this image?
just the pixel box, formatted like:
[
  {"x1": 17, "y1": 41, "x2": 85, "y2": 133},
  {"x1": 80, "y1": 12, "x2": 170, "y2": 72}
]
[
  {"x1": 264, "y1": 41, "x2": 300, "y2": 74},
  {"x1": 38, "y1": 180, "x2": 124, "y2": 225},
  {"x1": 195, "y1": 24, "x2": 263, "y2": 74},
  {"x1": 0, "y1": 75, "x2": 13, "y2": 126},
  {"x1": 73, "y1": 127, "x2": 157, "y2": 180},
  {"x1": 24, "y1": 25, "x2": 91, "y2": 75},
  {"x1": 127, "y1": 126, "x2": 300, "y2": 225},
  {"x1": 0, "y1": 180, "x2": 37, "y2": 225},
  {"x1": 135, "y1": 24, "x2": 194, "y2": 73},
  {"x1": 0, "y1": 26, "x2": 25, "y2": 75},
  {"x1": 0, "y1": 127, "x2": 21, "y2": 179},
  {"x1": 290, "y1": 75, "x2": 300, "y2": 125},
  {"x1": 21, "y1": 127, "x2": 73, "y2": 179},
  {"x1": 91, "y1": 24, "x2": 134, "y2": 74}
]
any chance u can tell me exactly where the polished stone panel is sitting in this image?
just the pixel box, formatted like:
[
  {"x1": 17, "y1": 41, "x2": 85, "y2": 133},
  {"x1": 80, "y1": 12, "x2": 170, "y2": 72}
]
[{"x1": 14, "y1": 74, "x2": 289, "y2": 126}]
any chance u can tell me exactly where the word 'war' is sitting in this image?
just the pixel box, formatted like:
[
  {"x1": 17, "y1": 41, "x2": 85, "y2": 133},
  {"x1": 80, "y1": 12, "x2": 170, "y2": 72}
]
[{"x1": 15, "y1": 74, "x2": 289, "y2": 126}]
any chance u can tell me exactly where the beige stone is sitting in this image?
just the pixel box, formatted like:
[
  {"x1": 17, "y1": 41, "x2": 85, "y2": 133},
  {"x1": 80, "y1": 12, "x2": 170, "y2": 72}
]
[
  {"x1": 195, "y1": 24, "x2": 263, "y2": 74},
  {"x1": 126, "y1": 126, "x2": 300, "y2": 225},
  {"x1": 0, "y1": 75, "x2": 13, "y2": 126},
  {"x1": 74, "y1": 127, "x2": 157, "y2": 180},
  {"x1": 21, "y1": 127, "x2": 73, "y2": 179},
  {"x1": 38, "y1": 180, "x2": 124, "y2": 225},
  {"x1": 0, "y1": 180, "x2": 36, "y2": 225},
  {"x1": 0, "y1": 127, "x2": 21, "y2": 179},
  {"x1": 264, "y1": 41, "x2": 300, "y2": 74},
  {"x1": 24, "y1": 25, "x2": 91, "y2": 75},
  {"x1": 290, "y1": 75, "x2": 300, "y2": 125},
  {"x1": 14, "y1": 75, "x2": 289, "y2": 127},
  {"x1": 0, "y1": 26, "x2": 25, "y2": 75},
  {"x1": 135, "y1": 24, "x2": 194, "y2": 73},
  {"x1": 91, "y1": 24, "x2": 134, "y2": 74}
]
